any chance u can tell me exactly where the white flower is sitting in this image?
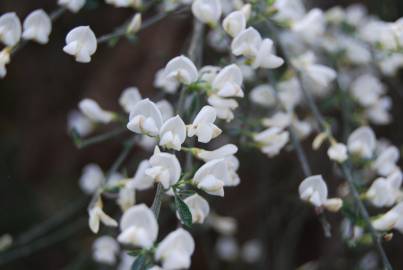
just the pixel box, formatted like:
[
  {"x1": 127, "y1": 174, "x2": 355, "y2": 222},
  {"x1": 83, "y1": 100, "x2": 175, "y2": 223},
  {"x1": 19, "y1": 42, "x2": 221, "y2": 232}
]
[
  {"x1": 154, "y1": 68, "x2": 179, "y2": 94},
  {"x1": 193, "y1": 159, "x2": 230, "y2": 196},
  {"x1": 366, "y1": 171, "x2": 402, "y2": 207},
  {"x1": 127, "y1": 99, "x2": 163, "y2": 136},
  {"x1": 79, "y1": 164, "x2": 105, "y2": 194},
  {"x1": 182, "y1": 194, "x2": 210, "y2": 224},
  {"x1": 58, "y1": 0, "x2": 86, "y2": 12},
  {"x1": 92, "y1": 236, "x2": 119, "y2": 265},
  {"x1": 292, "y1": 9, "x2": 325, "y2": 43},
  {"x1": 127, "y1": 160, "x2": 154, "y2": 190},
  {"x1": 277, "y1": 77, "x2": 302, "y2": 110},
  {"x1": 0, "y1": 12, "x2": 21, "y2": 47},
  {"x1": 187, "y1": 106, "x2": 222, "y2": 143},
  {"x1": 224, "y1": 155, "x2": 241, "y2": 187},
  {"x1": 262, "y1": 112, "x2": 292, "y2": 129},
  {"x1": 207, "y1": 95, "x2": 238, "y2": 122},
  {"x1": 211, "y1": 64, "x2": 244, "y2": 98},
  {"x1": 252, "y1": 38, "x2": 284, "y2": 69},
  {"x1": 159, "y1": 115, "x2": 186, "y2": 151},
  {"x1": 156, "y1": 100, "x2": 174, "y2": 121},
  {"x1": 372, "y1": 202, "x2": 403, "y2": 231},
  {"x1": 367, "y1": 97, "x2": 392, "y2": 125},
  {"x1": 127, "y1": 13, "x2": 142, "y2": 34},
  {"x1": 373, "y1": 146, "x2": 400, "y2": 176},
  {"x1": 241, "y1": 239, "x2": 262, "y2": 264},
  {"x1": 347, "y1": 126, "x2": 376, "y2": 159},
  {"x1": 117, "y1": 187, "x2": 135, "y2": 212},
  {"x1": 379, "y1": 53, "x2": 403, "y2": 76},
  {"x1": 327, "y1": 143, "x2": 348, "y2": 163},
  {"x1": 162, "y1": 55, "x2": 198, "y2": 85},
  {"x1": 249, "y1": 84, "x2": 276, "y2": 107},
  {"x1": 22, "y1": 10, "x2": 52, "y2": 44},
  {"x1": 79, "y1": 99, "x2": 114, "y2": 123},
  {"x1": 350, "y1": 74, "x2": 385, "y2": 107},
  {"x1": 118, "y1": 204, "x2": 158, "y2": 248},
  {"x1": 196, "y1": 144, "x2": 238, "y2": 162},
  {"x1": 222, "y1": 10, "x2": 246, "y2": 37},
  {"x1": 145, "y1": 147, "x2": 181, "y2": 189},
  {"x1": 199, "y1": 65, "x2": 220, "y2": 83},
  {"x1": 105, "y1": 0, "x2": 142, "y2": 8},
  {"x1": 299, "y1": 175, "x2": 343, "y2": 212},
  {"x1": 254, "y1": 127, "x2": 289, "y2": 157},
  {"x1": 215, "y1": 236, "x2": 239, "y2": 261},
  {"x1": 272, "y1": 0, "x2": 305, "y2": 24},
  {"x1": 231, "y1": 27, "x2": 261, "y2": 58},
  {"x1": 67, "y1": 110, "x2": 94, "y2": 137},
  {"x1": 118, "y1": 253, "x2": 136, "y2": 270},
  {"x1": 63, "y1": 26, "x2": 97, "y2": 63},
  {"x1": 89, "y1": 205, "x2": 118, "y2": 233},
  {"x1": 155, "y1": 228, "x2": 195, "y2": 270},
  {"x1": 192, "y1": 0, "x2": 222, "y2": 25},
  {"x1": 0, "y1": 48, "x2": 10, "y2": 78},
  {"x1": 293, "y1": 52, "x2": 336, "y2": 89},
  {"x1": 119, "y1": 87, "x2": 141, "y2": 113},
  {"x1": 207, "y1": 214, "x2": 237, "y2": 235}
]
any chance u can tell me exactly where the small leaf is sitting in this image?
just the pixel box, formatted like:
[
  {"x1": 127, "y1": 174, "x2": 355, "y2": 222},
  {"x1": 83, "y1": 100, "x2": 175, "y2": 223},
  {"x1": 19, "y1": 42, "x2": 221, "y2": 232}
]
[
  {"x1": 174, "y1": 192, "x2": 192, "y2": 227},
  {"x1": 131, "y1": 255, "x2": 146, "y2": 270},
  {"x1": 127, "y1": 249, "x2": 142, "y2": 257},
  {"x1": 70, "y1": 128, "x2": 82, "y2": 147}
]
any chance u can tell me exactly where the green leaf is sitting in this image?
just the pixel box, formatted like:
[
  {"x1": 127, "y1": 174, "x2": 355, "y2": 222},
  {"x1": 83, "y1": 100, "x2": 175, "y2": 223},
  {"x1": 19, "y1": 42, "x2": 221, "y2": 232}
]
[
  {"x1": 174, "y1": 192, "x2": 192, "y2": 227},
  {"x1": 70, "y1": 128, "x2": 82, "y2": 147},
  {"x1": 131, "y1": 255, "x2": 146, "y2": 270}
]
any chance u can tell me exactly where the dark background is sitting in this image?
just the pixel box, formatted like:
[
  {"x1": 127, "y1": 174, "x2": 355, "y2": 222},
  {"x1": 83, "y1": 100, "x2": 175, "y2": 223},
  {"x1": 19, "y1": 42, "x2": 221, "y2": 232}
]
[{"x1": 0, "y1": 0, "x2": 403, "y2": 269}]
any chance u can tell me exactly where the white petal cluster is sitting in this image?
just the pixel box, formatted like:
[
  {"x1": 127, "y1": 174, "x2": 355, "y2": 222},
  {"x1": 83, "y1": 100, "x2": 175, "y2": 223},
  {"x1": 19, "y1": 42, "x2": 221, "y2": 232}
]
[
  {"x1": 373, "y1": 146, "x2": 400, "y2": 176},
  {"x1": 0, "y1": 48, "x2": 11, "y2": 78},
  {"x1": 79, "y1": 99, "x2": 115, "y2": 123},
  {"x1": 63, "y1": 26, "x2": 97, "y2": 63},
  {"x1": 58, "y1": 0, "x2": 86, "y2": 13},
  {"x1": 249, "y1": 84, "x2": 276, "y2": 107},
  {"x1": 159, "y1": 115, "x2": 186, "y2": 150},
  {"x1": 0, "y1": 13, "x2": 21, "y2": 47},
  {"x1": 118, "y1": 204, "x2": 158, "y2": 248},
  {"x1": 367, "y1": 171, "x2": 402, "y2": 207},
  {"x1": 192, "y1": 0, "x2": 222, "y2": 25},
  {"x1": 193, "y1": 159, "x2": 230, "y2": 196},
  {"x1": 162, "y1": 55, "x2": 198, "y2": 85},
  {"x1": 119, "y1": 87, "x2": 141, "y2": 113},
  {"x1": 327, "y1": 143, "x2": 348, "y2": 163},
  {"x1": 372, "y1": 202, "x2": 403, "y2": 232},
  {"x1": 89, "y1": 205, "x2": 118, "y2": 233},
  {"x1": 254, "y1": 127, "x2": 290, "y2": 158},
  {"x1": 68, "y1": 110, "x2": 94, "y2": 137},
  {"x1": 92, "y1": 236, "x2": 119, "y2": 265},
  {"x1": 182, "y1": 194, "x2": 210, "y2": 224},
  {"x1": 347, "y1": 126, "x2": 376, "y2": 159},
  {"x1": 154, "y1": 68, "x2": 179, "y2": 94},
  {"x1": 299, "y1": 175, "x2": 343, "y2": 212},
  {"x1": 106, "y1": 0, "x2": 142, "y2": 9},
  {"x1": 155, "y1": 228, "x2": 195, "y2": 269},
  {"x1": 127, "y1": 99, "x2": 163, "y2": 136},
  {"x1": 79, "y1": 163, "x2": 105, "y2": 194},
  {"x1": 292, "y1": 8, "x2": 325, "y2": 44},
  {"x1": 187, "y1": 105, "x2": 222, "y2": 143},
  {"x1": 22, "y1": 10, "x2": 52, "y2": 44}
]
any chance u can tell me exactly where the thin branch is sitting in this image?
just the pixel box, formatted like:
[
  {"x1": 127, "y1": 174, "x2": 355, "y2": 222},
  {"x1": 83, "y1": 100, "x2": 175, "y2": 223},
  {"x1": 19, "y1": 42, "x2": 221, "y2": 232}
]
[
  {"x1": 73, "y1": 127, "x2": 127, "y2": 149},
  {"x1": 266, "y1": 21, "x2": 393, "y2": 270}
]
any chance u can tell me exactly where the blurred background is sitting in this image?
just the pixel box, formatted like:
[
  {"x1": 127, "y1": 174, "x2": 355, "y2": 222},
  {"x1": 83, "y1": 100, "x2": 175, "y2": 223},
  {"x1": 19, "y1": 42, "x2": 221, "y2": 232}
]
[{"x1": 0, "y1": 0, "x2": 403, "y2": 269}]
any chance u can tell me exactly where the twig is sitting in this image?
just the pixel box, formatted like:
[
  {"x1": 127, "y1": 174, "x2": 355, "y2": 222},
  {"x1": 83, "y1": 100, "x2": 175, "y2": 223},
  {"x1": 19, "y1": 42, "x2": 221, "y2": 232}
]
[
  {"x1": 266, "y1": 20, "x2": 393, "y2": 270},
  {"x1": 73, "y1": 127, "x2": 127, "y2": 149}
]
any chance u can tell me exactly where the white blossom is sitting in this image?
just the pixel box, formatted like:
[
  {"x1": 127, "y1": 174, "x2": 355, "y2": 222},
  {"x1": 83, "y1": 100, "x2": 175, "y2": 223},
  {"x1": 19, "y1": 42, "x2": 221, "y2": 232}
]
[
  {"x1": 373, "y1": 146, "x2": 400, "y2": 176},
  {"x1": 292, "y1": 8, "x2": 325, "y2": 43},
  {"x1": 119, "y1": 87, "x2": 141, "y2": 113},
  {"x1": 63, "y1": 26, "x2": 97, "y2": 63},
  {"x1": 154, "y1": 68, "x2": 179, "y2": 94},
  {"x1": 211, "y1": 64, "x2": 244, "y2": 98},
  {"x1": 327, "y1": 143, "x2": 348, "y2": 163},
  {"x1": 156, "y1": 100, "x2": 174, "y2": 121},
  {"x1": 241, "y1": 239, "x2": 262, "y2": 264},
  {"x1": 252, "y1": 38, "x2": 284, "y2": 69},
  {"x1": 207, "y1": 214, "x2": 237, "y2": 235},
  {"x1": 105, "y1": 0, "x2": 142, "y2": 8},
  {"x1": 231, "y1": 27, "x2": 262, "y2": 58},
  {"x1": 254, "y1": 127, "x2": 289, "y2": 157},
  {"x1": 372, "y1": 202, "x2": 403, "y2": 232},
  {"x1": 117, "y1": 187, "x2": 135, "y2": 211},
  {"x1": 196, "y1": 144, "x2": 238, "y2": 162},
  {"x1": 58, "y1": 0, "x2": 86, "y2": 13},
  {"x1": 127, "y1": 13, "x2": 142, "y2": 34},
  {"x1": 222, "y1": 10, "x2": 246, "y2": 38},
  {"x1": 187, "y1": 105, "x2": 222, "y2": 143},
  {"x1": 347, "y1": 126, "x2": 376, "y2": 159},
  {"x1": 249, "y1": 84, "x2": 276, "y2": 107},
  {"x1": 350, "y1": 74, "x2": 385, "y2": 107},
  {"x1": 79, "y1": 99, "x2": 115, "y2": 123},
  {"x1": 299, "y1": 175, "x2": 343, "y2": 212},
  {"x1": 0, "y1": 12, "x2": 21, "y2": 47},
  {"x1": 272, "y1": 0, "x2": 305, "y2": 24},
  {"x1": 155, "y1": 228, "x2": 195, "y2": 270},
  {"x1": 182, "y1": 194, "x2": 210, "y2": 224},
  {"x1": 162, "y1": 55, "x2": 198, "y2": 85},
  {"x1": 207, "y1": 95, "x2": 238, "y2": 122},
  {"x1": 192, "y1": 0, "x2": 222, "y2": 25},
  {"x1": 367, "y1": 97, "x2": 392, "y2": 125},
  {"x1": 68, "y1": 110, "x2": 94, "y2": 137},
  {"x1": 118, "y1": 204, "x2": 158, "y2": 248},
  {"x1": 145, "y1": 147, "x2": 181, "y2": 189},
  {"x1": 277, "y1": 77, "x2": 302, "y2": 110},
  {"x1": 127, "y1": 98, "x2": 163, "y2": 136},
  {"x1": 366, "y1": 171, "x2": 402, "y2": 207},
  {"x1": 0, "y1": 48, "x2": 10, "y2": 78},
  {"x1": 127, "y1": 160, "x2": 154, "y2": 190},
  {"x1": 262, "y1": 112, "x2": 291, "y2": 129},
  {"x1": 79, "y1": 164, "x2": 105, "y2": 194},
  {"x1": 89, "y1": 205, "x2": 118, "y2": 233},
  {"x1": 159, "y1": 115, "x2": 186, "y2": 151},
  {"x1": 92, "y1": 236, "x2": 119, "y2": 265},
  {"x1": 22, "y1": 9, "x2": 52, "y2": 44},
  {"x1": 215, "y1": 236, "x2": 239, "y2": 261},
  {"x1": 193, "y1": 159, "x2": 230, "y2": 196}
]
